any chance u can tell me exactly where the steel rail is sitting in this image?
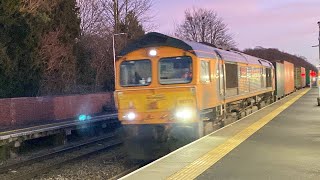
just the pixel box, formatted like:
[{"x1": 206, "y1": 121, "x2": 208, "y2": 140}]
[
  {"x1": 8, "y1": 139, "x2": 123, "y2": 180},
  {"x1": 0, "y1": 132, "x2": 120, "y2": 175}
]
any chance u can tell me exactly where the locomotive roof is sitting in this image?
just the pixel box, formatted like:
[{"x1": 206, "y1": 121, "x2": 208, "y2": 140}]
[{"x1": 119, "y1": 32, "x2": 273, "y2": 68}]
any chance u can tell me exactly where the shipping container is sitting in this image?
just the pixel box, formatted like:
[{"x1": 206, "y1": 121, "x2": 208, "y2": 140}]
[
  {"x1": 284, "y1": 61, "x2": 294, "y2": 95},
  {"x1": 294, "y1": 66, "x2": 302, "y2": 89},
  {"x1": 306, "y1": 69, "x2": 310, "y2": 86},
  {"x1": 274, "y1": 62, "x2": 285, "y2": 98},
  {"x1": 301, "y1": 67, "x2": 306, "y2": 87}
]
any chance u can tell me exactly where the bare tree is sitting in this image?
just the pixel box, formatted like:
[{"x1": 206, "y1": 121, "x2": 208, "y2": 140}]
[
  {"x1": 88, "y1": 35, "x2": 114, "y2": 89},
  {"x1": 77, "y1": 0, "x2": 107, "y2": 36},
  {"x1": 77, "y1": 0, "x2": 153, "y2": 35},
  {"x1": 39, "y1": 30, "x2": 76, "y2": 95},
  {"x1": 20, "y1": 0, "x2": 57, "y2": 14},
  {"x1": 175, "y1": 7, "x2": 236, "y2": 49},
  {"x1": 75, "y1": 0, "x2": 152, "y2": 91},
  {"x1": 99, "y1": 0, "x2": 153, "y2": 33}
]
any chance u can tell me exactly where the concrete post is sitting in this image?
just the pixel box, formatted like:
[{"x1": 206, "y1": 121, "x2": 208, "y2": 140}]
[
  {"x1": 53, "y1": 133, "x2": 67, "y2": 146},
  {"x1": 317, "y1": 22, "x2": 320, "y2": 105},
  {"x1": 0, "y1": 145, "x2": 8, "y2": 160}
]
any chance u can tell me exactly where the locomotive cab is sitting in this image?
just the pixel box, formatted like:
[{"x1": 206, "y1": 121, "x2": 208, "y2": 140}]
[
  {"x1": 115, "y1": 48, "x2": 199, "y2": 125},
  {"x1": 115, "y1": 46, "x2": 205, "y2": 159}
]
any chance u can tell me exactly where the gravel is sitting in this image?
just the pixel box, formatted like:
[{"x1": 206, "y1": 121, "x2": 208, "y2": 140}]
[
  {"x1": 32, "y1": 146, "x2": 138, "y2": 180},
  {"x1": 0, "y1": 137, "x2": 138, "y2": 180}
]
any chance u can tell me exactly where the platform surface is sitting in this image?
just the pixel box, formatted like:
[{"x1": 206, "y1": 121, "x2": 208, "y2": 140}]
[{"x1": 121, "y1": 88, "x2": 320, "y2": 180}]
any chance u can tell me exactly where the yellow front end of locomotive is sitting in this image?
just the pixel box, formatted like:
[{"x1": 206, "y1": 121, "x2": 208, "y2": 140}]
[
  {"x1": 114, "y1": 44, "x2": 201, "y2": 125},
  {"x1": 116, "y1": 87, "x2": 198, "y2": 124}
]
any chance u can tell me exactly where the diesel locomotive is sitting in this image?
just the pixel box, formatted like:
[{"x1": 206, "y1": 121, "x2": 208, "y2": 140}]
[{"x1": 113, "y1": 32, "x2": 315, "y2": 159}]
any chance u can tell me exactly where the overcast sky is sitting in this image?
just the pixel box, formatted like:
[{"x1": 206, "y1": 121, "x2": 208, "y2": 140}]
[{"x1": 150, "y1": 0, "x2": 320, "y2": 65}]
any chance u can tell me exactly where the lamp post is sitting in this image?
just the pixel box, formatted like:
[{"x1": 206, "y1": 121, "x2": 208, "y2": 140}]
[
  {"x1": 316, "y1": 22, "x2": 320, "y2": 105},
  {"x1": 201, "y1": 16, "x2": 205, "y2": 42},
  {"x1": 112, "y1": 33, "x2": 127, "y2": 86},
  {"x1": 318, "y1": 21, "x2": 320, "y2": 62}
]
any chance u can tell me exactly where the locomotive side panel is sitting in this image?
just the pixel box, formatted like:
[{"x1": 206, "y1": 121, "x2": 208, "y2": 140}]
[
  {"x1": 238, "y1": 64, "x2": 250, "y2": 94},
  {"x1": 196, "y1": 57, "x2": 222, "y2": 111},
  {"x1": 225, "y1": 62, "x2": 239, "y2": 97},
  {"x1": 250, "y1": 66, "x2": 263, "y2": 92}
]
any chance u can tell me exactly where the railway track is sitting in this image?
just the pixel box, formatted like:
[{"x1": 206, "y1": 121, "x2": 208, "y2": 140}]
[{"x1": 0, "y1": 132, "x2": 122, "y2": 180}]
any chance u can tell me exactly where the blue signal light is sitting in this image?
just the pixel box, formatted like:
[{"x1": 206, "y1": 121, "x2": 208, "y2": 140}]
[
  {"x1": 78, "y1": 114, "x2": 87, "y2": 121},
  {"x1": 78, "y1": 114, "x2": 93, "y2": 121}
]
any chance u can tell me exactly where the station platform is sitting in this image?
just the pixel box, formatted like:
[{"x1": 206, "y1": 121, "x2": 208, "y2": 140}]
[
  {"x1": 120, "y1": 88, "x2": 320, "y2": 180},
  {"x1": 0, "y1": 113, "x2": 118, "y2": 146}
]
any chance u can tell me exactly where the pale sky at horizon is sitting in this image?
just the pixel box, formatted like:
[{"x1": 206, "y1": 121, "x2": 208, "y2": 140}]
[{"x1": 150, "y1": 0, "x2": 320, "y2": 65}]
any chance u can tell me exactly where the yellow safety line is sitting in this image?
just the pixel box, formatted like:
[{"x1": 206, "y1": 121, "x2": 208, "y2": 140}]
[{"x1": 167, "y1": 88, "x2": 310, "y2": 180}]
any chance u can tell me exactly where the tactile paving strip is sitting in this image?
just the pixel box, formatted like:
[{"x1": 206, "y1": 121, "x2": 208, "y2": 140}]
[{"x1": 167, "y1": 89, "x2": 309, "y2": 180}]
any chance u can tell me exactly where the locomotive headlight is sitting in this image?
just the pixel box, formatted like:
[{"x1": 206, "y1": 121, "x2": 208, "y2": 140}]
[
  {"x1": 175, "y1": 108, "x2": 193, "y2": 120},
  {"x1": 148, "y1": 49, "x2": 157, "y2": 56},
  {"x1": 127, "y1": 112, "x2": 136, "y2": 120}
]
